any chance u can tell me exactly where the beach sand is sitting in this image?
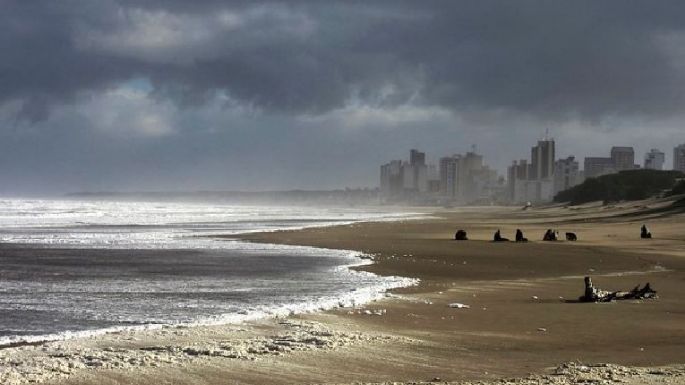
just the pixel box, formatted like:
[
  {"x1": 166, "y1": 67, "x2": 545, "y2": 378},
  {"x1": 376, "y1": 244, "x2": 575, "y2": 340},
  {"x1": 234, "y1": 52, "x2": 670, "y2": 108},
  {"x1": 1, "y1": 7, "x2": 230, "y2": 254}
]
[{"x1": 6, "y1": 198, "x2": 685, "y2": 384}]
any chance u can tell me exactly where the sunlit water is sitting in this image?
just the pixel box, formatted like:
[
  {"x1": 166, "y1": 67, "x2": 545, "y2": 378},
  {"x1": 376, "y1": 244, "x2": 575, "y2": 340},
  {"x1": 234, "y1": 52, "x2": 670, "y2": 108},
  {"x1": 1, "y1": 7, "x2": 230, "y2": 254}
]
[{"x1": 0, "y1": 199, "x2": 418, "y2": 346}]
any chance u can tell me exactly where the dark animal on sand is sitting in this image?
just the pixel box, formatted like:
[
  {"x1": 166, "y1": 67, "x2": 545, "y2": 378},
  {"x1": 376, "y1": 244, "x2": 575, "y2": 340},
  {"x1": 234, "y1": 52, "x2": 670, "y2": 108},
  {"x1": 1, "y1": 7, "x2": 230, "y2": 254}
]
[
  {"x1": 579, "y1": 276, "x2": 657, "y2": 302},
  {"x1": 515, "y1": 229, "x2": 528, "y2": 242},
  {"x1": 565, "y1": 232, "x2": 577, "y2": 241},
  {"x1": 493, "y1": 229, "x2": 509, "y2": 242},
  {"x1": 641, "y1": 224, "x2": 652, "y2": 239},
  {"x1": 454, "y1": 229, "x2": 468, "y2": 241}
]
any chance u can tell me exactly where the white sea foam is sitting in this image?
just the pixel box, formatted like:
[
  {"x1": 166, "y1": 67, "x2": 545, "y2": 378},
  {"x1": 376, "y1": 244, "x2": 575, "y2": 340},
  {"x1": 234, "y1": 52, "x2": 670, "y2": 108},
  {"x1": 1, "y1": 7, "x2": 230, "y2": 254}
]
[
  {"x1": 0, "y1": 199, "x2": 421, "y2": 347},
  {"x1": 0, "y1": 248, "x2": 417, "y2": 348}
]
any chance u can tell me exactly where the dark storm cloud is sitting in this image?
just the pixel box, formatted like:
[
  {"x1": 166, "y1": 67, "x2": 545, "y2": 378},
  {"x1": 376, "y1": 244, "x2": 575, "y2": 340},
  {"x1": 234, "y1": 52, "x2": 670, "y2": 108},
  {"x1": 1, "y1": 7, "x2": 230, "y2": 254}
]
[
  {"x1": 2, "y1": 1, "x2": 685, "y2": 194},
  {"x1": 3, "y1": 1, "x2": 685, "y2": 121}
]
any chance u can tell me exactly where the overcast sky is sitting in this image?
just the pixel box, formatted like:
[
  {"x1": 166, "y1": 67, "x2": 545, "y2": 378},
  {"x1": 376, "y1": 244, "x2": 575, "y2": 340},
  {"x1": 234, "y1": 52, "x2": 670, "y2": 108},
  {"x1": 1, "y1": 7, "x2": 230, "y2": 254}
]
[{"x1": 2, "y1": 1, "x2": 685, "y2": 194}]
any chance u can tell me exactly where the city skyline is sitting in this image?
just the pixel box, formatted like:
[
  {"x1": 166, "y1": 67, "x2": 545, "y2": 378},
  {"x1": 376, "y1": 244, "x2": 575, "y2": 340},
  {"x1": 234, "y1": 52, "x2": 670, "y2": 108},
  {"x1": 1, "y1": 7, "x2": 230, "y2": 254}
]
[
  {"x1": 381, "y1": 138, "x2": 684, "y2": 177},
  {"x1": 381, "y1": 139, "x2": 685, "y2": 204}
]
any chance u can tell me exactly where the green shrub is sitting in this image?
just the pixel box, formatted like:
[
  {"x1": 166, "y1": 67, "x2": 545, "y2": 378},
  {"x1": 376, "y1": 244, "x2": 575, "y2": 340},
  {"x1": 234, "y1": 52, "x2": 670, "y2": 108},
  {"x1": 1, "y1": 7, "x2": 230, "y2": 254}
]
[
  {"x1": 554, "y1": 170, "x2": 685, "y2": 205},
  {"x1": 668, "y1": 179, "x2": 685, "y2": 196}
]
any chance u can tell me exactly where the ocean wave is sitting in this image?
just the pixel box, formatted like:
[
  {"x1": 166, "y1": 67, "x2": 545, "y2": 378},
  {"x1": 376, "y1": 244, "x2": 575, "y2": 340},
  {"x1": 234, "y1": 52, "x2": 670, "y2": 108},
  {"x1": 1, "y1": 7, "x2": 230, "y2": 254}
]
[
  {"x1": 0, "y1": 250, "x2": 418, "y2": 348},
  {"x1": 0, "y1": 199, "x2": 422, "y2": 348}
]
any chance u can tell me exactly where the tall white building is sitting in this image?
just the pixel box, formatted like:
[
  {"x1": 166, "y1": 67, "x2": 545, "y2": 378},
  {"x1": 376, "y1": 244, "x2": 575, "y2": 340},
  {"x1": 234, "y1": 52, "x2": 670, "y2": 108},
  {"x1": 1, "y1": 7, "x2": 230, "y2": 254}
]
[
  {"x1": 507, "y1": 137, "x2": 556, "y2": 203},
  {"x1": 382, "y1": 149, "x2": 502, "y2": 204},
  {"x1": 554, "y1": 156, "x2": 581, "y2": 195},
  {"x1": 644, "y1": 149, "x2": 665, "y2": 170},
  {"x1": 675, "y1": 144, "x2": 685, "y2": 172},
  {"x1": 439, "y1": 156, "x2": 460, "y2": 199},
  {"x1": 380, "y1": 160, "x2": 403, "y2": 197},
  {"x1": 457, "y1": 152, "x2": 484, "y2": 203},
  {"x1": 439, "y1": 151, "x2": 497, "y2": 204},
  {"x1": 401, "y1": 161, "x2": 415, "y2": 190}
]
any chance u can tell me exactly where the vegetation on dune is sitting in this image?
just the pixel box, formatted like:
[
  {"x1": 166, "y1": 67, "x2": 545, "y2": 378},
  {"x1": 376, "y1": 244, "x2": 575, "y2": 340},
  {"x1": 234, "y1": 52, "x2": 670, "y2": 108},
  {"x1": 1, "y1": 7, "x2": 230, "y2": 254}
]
[
  {"x1": 668, "y1": 179, "x2": 685, "y2": 197},
  {"x1": 554, "y1": 169, "x2": 685, "y2": 205}
]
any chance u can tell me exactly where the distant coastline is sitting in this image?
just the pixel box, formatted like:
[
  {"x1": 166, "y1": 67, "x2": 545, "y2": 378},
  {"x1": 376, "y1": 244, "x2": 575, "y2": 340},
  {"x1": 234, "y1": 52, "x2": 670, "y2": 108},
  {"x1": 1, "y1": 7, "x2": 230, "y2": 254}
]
[{"x1": 64, "y1": 189, "x2": 382, "y2": 206}]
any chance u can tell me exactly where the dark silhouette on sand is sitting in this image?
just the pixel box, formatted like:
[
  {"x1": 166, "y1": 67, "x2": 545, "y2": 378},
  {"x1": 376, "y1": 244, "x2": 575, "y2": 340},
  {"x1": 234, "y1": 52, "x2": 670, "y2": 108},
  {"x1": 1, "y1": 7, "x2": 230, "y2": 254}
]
[
  {"x1": 543, "y1": 229, "x2": 558, "y2": 241},
  {"x1": 493, "y1": 229, "x2": 509, "y2": 242},
  {"x1": 515, "y1": 229, "x2": 528, "y2": 242}
]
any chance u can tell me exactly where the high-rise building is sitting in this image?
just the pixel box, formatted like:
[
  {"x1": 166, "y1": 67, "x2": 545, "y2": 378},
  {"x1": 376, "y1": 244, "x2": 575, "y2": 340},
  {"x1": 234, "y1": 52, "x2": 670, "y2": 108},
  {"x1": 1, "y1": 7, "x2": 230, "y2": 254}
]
[
  {"x1": 675, "y1": 144, "x2": 685, "y2": 172},
  {"x1": 584, "y1": 146, "x2": 635, "y2": 179},
  {"x1": 531, "y1": 140, "x2": 555, "y2": 180},
  {"x1": 457, "y1": 152, "x2": 485, "y2": 203},
  {"x1": 426, "y1": 164, "x2": 440, "y2": 193},
  {"x1": 382, "y1": 148, "x2": 501, "y2": 204},
  {"x1": 439, "y1": 151, "x2": 495, "y2": 203},
  {"x1": 401, "y1": 161, "x2": 416, "y2": 190},
  {"x1": 407, "y1": 149, "x2": 427, "y2": 191},
  {"x1": 380, "y1": 160, "x2": 403, "y2": 196},
  {"x1": 554, "y1": 156, "x2": 580, "y2": 194},
  {"x1": 644, "y1": 149, "x2": 665, "y2": 170},
  {"x1": 610, "y1": 146, "x2": 635, "y2": 171},
  {"x1": 410, "y1": 149, "x2": 426, "y2": 167},
  {"x1": 507, "y1": 137, "x2": 556, "y2": 203},
  {"x1": 584, "y1": 157, "x2": 615, "y2": 178},
  {"x1": 439, "y1": 156, "x2": 460, "y2": 199},
  {"x1": 507, "y1": 159, "x2": 528, "y2": 203}
]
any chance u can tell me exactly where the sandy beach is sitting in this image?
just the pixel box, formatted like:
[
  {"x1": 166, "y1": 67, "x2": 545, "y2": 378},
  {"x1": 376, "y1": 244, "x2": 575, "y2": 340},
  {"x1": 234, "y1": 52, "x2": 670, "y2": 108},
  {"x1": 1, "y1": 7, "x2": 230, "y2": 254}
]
[{"x1": 4, "y1": 198, "x2": 685, "y2": 385}]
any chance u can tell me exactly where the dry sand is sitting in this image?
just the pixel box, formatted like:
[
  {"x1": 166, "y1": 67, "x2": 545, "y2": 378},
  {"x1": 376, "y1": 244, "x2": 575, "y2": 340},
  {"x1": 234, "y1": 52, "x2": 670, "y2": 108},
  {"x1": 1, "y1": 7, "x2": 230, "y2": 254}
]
[{"x1": 5, "y1": 198, "x2": 685, "y2": 384}]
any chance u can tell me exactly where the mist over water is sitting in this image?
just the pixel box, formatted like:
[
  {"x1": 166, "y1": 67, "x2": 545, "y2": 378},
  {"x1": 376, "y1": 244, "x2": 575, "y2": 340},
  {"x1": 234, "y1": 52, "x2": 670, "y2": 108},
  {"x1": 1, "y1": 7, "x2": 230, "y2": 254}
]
[
  {"x1": 0, "y1": 199, "x2": 417, "y2": 346},
  {"x1": 0, "y1": 199, "x2": 412, "y2": 248}
]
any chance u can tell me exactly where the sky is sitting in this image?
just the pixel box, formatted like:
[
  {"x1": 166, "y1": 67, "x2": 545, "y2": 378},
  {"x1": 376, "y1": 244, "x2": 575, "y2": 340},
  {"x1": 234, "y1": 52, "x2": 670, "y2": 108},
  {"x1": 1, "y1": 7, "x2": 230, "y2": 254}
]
[{"x1": 1, "y1": 1, "x2": 685, "y2": 194}]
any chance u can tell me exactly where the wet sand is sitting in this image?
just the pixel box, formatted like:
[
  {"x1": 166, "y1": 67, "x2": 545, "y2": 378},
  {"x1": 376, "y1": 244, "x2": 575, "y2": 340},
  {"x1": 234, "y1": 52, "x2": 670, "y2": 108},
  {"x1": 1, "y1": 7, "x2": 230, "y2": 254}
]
[
  {"x1": 236, "y1": 200, "x2": 685, "y2": 381},
  {"x1": 9, "y1": 198, "x2": 685, "y2": 384}
]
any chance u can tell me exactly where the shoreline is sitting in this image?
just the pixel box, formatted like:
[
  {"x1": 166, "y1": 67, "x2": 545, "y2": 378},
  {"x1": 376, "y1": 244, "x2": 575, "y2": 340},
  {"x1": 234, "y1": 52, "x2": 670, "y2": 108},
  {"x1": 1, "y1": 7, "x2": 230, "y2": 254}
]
[
  {"x1": 2, "y1": 201, "x2": 685, "y2": 384},
  {"x1": 0, "y1": 243, "x2": 417, "y2": 351},
  {"x1": 0, "y1": 205, "x2": 430, "y2": 353},
  {"x1": 233, "y1": 201, "x2": 685, "y2": 380}
]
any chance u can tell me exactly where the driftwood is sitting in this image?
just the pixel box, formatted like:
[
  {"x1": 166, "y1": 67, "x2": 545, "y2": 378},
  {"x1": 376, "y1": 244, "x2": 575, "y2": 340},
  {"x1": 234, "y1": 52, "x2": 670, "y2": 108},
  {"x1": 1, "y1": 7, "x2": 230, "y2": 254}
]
[{"x1": 579, "y1": 276, "x2": 657, "y2": 302}]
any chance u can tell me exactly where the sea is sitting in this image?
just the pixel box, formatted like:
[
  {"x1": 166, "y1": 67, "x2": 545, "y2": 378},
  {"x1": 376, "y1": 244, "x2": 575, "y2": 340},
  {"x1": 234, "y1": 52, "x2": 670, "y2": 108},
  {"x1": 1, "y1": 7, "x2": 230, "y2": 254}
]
[{"x1": 0, "y1": 198, "x2": 417, "y2": 346}]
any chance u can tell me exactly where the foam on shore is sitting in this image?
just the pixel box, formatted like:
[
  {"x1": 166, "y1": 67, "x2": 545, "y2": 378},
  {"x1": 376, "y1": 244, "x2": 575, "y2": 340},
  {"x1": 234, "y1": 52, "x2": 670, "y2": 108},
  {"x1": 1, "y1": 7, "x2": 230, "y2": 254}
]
[{"x1": 0, "y1": 248, "x2": 417, "y2": 349}]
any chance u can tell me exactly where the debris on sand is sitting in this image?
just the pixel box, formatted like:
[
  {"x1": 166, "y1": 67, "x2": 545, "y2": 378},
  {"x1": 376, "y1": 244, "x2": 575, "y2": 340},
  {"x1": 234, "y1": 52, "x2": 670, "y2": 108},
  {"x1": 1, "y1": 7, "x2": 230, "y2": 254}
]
[
  {"x1": 357, "y1": 362, "x2": 685, "y2": 384},
  {"x1": 448, "y1": 303, "x2": 470, "y2": 309},
  {"x1": 579, "y1": 276, "x2": 657, "y2": 303}
]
